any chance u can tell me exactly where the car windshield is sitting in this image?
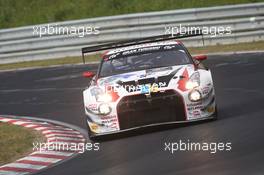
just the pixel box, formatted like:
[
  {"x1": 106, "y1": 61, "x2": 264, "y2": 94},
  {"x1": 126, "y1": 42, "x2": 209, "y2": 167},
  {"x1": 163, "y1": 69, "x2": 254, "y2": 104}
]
[{"x1": 99, "y1": 47, "x2": 191, "y2": 77}]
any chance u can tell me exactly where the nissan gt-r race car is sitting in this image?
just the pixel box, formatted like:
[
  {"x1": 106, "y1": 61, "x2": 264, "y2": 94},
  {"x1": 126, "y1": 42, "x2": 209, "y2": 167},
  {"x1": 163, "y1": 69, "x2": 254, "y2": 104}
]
[{"x1": 82, "y1": 32, "x2": 217, "y2": 139}]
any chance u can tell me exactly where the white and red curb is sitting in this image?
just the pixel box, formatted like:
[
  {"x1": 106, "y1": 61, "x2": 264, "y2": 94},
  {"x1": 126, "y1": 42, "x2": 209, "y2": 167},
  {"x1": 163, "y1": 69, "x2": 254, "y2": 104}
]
[{"x1": 0, "y1": 116, "x2": 86, "y2": 175}]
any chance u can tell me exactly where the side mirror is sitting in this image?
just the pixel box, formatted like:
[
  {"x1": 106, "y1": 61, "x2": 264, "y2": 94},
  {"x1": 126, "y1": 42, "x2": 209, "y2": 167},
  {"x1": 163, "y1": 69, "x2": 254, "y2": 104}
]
[
  {"x1": 83, "y1": 71, "x2": 95, "y2": 78},
  {"x1": 193, "y1": 55, "x2": 207, "y2": 61}
]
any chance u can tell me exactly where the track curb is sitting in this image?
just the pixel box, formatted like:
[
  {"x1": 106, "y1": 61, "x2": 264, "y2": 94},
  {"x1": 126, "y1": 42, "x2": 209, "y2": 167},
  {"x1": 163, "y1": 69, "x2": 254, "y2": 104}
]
[{"x1": 0, "y1": 115, "x2": 86, "y2": 175}]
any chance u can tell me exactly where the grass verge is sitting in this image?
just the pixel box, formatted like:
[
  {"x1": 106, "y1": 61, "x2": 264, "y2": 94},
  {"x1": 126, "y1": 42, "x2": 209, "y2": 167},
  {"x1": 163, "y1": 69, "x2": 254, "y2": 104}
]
[
  {"x1": 188, "y1": 41, "x2": 264, "y2": 55},
  {"x1": 0, "y1": 41, "x2": 264, "y2": 71},
  {"x1": 0, "y1": 0, "x2": 263, "y2": 29},
  {"x1": 0, "y1": 122, "x2": 45, "y2": 166}
]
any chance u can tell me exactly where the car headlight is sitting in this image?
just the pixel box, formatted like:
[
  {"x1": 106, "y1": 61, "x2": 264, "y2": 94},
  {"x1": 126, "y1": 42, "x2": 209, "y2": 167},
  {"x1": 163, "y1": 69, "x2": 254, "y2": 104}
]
[
  {"x1": 98, "y1": 103, "x2": 111, "y2": 115},
  {"x1": 185, "y1": 81, "x2": 199, "y2": 90},
  {"x1": 97, "y1": 93, "x2": 112, "y2": 102},
  {"x1": 189, "y1": 90, "x2": 202, "y2": 102},
  {"x1": 186, "y1": 72, "x2": 200, "y2": 90}
]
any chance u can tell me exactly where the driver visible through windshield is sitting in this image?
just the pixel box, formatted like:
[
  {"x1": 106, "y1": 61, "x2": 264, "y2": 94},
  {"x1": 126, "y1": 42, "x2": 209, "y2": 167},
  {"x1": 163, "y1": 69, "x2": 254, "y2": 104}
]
[{"x1": 99, "y1": 45, "x2": 191, "y2": 77}]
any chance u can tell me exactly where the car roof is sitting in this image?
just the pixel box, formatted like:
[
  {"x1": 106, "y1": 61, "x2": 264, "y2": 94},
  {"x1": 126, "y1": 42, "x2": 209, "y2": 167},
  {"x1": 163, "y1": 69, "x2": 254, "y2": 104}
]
[{"x1": 105, "y1": 40, "x2": 180, "y2": 55}]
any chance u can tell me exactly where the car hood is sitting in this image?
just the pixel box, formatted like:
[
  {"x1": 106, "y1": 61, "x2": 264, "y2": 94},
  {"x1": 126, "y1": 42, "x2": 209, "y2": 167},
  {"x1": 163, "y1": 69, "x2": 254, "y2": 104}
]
[{"x1": 96, "y1": 64, "x2": 195, "y2": 91}]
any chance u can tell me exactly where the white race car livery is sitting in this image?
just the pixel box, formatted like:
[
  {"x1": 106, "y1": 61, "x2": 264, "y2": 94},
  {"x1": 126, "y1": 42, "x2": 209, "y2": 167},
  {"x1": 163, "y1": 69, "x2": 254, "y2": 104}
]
[{"x1": 82, "y1": 40, "x2": 217, "y2": 138}]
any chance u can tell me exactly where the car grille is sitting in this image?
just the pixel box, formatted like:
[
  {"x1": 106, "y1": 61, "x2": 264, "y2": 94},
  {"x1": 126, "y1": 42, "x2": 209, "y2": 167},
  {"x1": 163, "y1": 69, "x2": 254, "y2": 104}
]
[{"x1": 116, "y1": 90, "x2": 186, "y2": 130}]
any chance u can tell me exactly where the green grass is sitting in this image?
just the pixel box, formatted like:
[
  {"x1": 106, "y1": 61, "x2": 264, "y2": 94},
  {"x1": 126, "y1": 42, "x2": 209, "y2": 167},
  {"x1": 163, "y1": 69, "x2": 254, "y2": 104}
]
[
  {"x1": 0, "y1": 54, "x2": 100, "y2": 70},
  {"x1": 0, "y1": 122, "x2": 44, "y2": 165},
  {"x1": 0, "y1": 0, "x2": 263, "y2": 29},
  {"x1": 0, "y1": 41, "x2": 264, "y2": 70},
  {"x1": 188, "y1": 40, "x2": 264, "y2": 55}
]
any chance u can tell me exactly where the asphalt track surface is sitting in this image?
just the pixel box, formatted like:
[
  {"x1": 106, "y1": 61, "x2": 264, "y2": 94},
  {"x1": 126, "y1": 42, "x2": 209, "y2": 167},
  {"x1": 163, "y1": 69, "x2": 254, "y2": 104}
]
[{"x1": 0, "y1": 52, "x2": 264, "y2": 175}]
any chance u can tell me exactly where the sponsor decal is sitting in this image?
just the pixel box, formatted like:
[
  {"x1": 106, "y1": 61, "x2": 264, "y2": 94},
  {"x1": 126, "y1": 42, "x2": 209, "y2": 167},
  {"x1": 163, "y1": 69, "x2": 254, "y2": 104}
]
[
  {"x1": 193, "y1": 110, "x2": 201, "y2": 117},
  {"x1": 102, "y1": 119, "x2": 118, "y2": 124},
  {"x1": 100, "y1": 115, "x2": 116, "y2": 120},
  {"x1": 134, "y1": 82, "x2": 166, "y2": 94},
  {"x1": 87, "y1": 104, "x2": 98, "y2": 111},
  {"x1": 164, "y1": 45, "x2": 176, "y2": 50},
  {"x1": 187, "y1": 102, "x2": 202, "y2": 107},
  {"x1": 187, "y1": 102, "x2": 203, "y2": 117},
  {"x1": 107, "y1": 52, "x2": 121, "y2": 60},
  {"x1": 101, "y1": 115, "x2": 118, "y2": 126},
  {"x1": 106, "y1": 82, "x2": 167, "y2": 94},
  {"x1": 140, "y1": 83, "x2": 159, "y2": 94},
  {"x1": 187, "y1": 105, "x2": 203, "y2": 111},
  {"x1": 122, "y1": 46, "x2": 161, "y2": 56}
]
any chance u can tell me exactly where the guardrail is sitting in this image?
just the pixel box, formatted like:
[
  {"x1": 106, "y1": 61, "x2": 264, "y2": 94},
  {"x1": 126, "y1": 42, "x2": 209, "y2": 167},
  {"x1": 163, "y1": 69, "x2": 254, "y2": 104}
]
[{"x1": 0, "y1": 2, "x2": 263, "y2": 64}]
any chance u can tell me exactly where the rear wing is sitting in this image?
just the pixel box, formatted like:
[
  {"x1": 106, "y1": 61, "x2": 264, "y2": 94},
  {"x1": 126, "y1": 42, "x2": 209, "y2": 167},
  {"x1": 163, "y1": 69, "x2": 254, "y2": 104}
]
[{"x1": 81, "y1": 30, "x2": 204, "y2": 63}]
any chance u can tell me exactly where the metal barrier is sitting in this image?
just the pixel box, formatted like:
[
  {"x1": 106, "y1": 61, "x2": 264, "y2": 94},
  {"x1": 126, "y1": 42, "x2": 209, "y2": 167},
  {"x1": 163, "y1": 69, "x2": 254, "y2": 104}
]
[{"x1": 0, "y1": 2, "x2": 263, "y2": 64}]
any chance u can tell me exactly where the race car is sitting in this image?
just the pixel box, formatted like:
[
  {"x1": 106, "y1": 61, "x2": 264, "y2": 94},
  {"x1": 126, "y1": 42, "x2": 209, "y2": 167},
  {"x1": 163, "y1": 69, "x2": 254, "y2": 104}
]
[{"x1": 82, "y1": 32, "x2": 217, "y2": 139}]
